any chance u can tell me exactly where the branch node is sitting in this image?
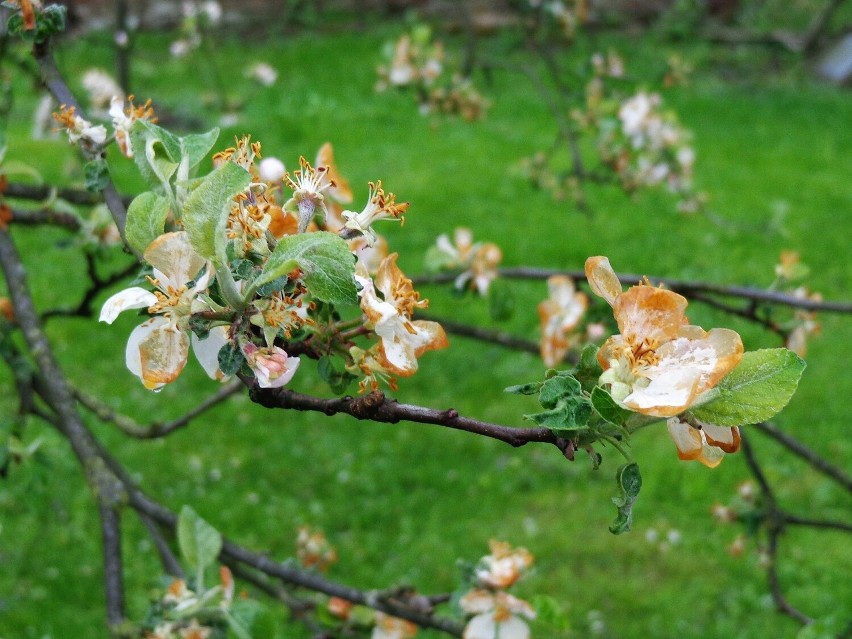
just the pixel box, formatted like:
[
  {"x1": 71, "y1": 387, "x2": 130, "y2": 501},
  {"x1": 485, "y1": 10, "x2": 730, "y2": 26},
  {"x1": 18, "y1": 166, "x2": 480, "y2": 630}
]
[{"x1": 349, "y1": 391, "x2": 385, "y2": 419}]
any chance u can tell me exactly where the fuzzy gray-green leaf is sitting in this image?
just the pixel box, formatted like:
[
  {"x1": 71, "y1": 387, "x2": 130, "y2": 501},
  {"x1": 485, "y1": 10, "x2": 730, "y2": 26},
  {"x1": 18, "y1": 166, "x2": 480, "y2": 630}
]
[
  {"x1": 257, "y1": 232, "x2": 357, "y2": 306},
  {"x1": 182, "y1": 161, "x2": 251, "y2": 263},
  {"x1": 125, "y1": 193, "x2": 170, "y2": 254}
]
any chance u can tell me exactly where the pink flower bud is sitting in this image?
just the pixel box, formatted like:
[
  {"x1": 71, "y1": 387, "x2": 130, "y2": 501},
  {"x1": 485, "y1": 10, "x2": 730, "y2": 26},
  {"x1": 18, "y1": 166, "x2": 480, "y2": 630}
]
[{"x1": 242, "y1": 343, "x2": 300, "y2": 388}]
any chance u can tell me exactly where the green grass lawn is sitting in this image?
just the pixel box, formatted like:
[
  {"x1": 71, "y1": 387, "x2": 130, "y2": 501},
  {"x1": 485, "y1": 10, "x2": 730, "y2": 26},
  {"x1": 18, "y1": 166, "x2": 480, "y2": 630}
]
[{"x1": 1, "y1": 19, "x2": 851, "y2": 639}]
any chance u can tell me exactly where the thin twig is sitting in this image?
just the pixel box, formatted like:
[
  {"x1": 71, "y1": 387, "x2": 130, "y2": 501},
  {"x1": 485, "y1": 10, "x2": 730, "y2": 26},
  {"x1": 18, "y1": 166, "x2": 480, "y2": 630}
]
[
  {"x1": 247, "y1": 387, "x2": 569, "y2": 453},
  {"x1": 740, "y1": 433, "x2": 814, "y2": 626},
  {"x1": 139, "y1": 513, "x2": 184, "y2": 579},
  {"x1": 43, "y1": 255, "x2": 139, "y2": 320},
  {"x1": 416, "y1": 312, "x2": 541, "y2": 356},
  {"x1": 780, "y1": 514, "x2": 852, "y2": 533},
  {"x1": 414, "y1": 268, "x2": 852, "y2": 313},
  {"x1": 5, "y1": 182, "x2": 134, "y2": 207},
  {"x1": 752, "y1": 422, "x2": 852, "y2": 493},
  {"x1": 32, "y1": 39, "x2": 133, "y2": 252},
  {"x1": 73, "y1": 379, "x2": 243, "y2": 439},
  {"x1": 9, "y1": 206, "x2": 83, "y2": 230}
]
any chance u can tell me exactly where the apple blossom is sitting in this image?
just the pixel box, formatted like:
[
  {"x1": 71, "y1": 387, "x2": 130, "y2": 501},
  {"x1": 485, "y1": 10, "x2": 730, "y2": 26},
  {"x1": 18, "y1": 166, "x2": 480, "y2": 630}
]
[
  {"x1": 666, "y1": 417, "x2": 740, "y2": 468},
  {"x1": 372, "y1": 611, "x2": 418, "y2": 639},
  {"x1": 109, "y1": 95, "x2": 157, "y2": 158},
  {"x1": 586, "y1": 255, "x2": 743, "y2": 418},
  {"x1": 538, "y1": 275, "x2": 588, "y2": 367},
  {"x1": 52, "y1": 105, "x2": 107, "y2": 146},
  {"x1": 475, "y1": 540, "x2": 534, "y2": 589},
  {"x1": 460, "y1": 590, "x2": 535, "y2": 639},
  {"x1": 241, "y1": 343, "x2": 300, "y2": 389},
  {"x1": 356, "y1": 254, "x2": 448, "y2": 377},
  {"x1": 341, "y1": 180, "x2": 409, "y2": 246},
  {"x1": 99, "y1": 232, "x2": 225, "y2": 390}
]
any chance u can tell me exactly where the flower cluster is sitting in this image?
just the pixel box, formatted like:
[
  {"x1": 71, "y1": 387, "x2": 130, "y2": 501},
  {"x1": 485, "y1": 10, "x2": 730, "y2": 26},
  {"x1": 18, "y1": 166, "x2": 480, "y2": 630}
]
[
  {"x1": 538, "y1": 275, "x2": 587, "y2": 367},
  {"x1": 604, "y1": 90, "x2": 696, "y2": 196},
  {"x1": 710, "y1": 480, "x2": 773, "y2": 562},
  {"x1": 296, "y1": 526, "x2": 338, "y2": 572},
  {"x1": 81, "y1": 68, "x2": 124, "y2": 113},
  {"x1": 98, "y1": 124, "x2": 446, "y2": 395},
  {"x1": 772, "y1": 251, "x2": 821, "y2": 357},
  {"x1": 169, "y1": 0, "x2": 222, "y2": 58},
  {"x1": 351, "y1": 253, "x2": 448, "y2": 392},
  {"x1": 519, "y1": 51, "x2": 700, "y2": 210},
  {"x1": 143, "y1": 567, "x2": 235, "y2": 639},
  {"x1": 528, "y1": 0, "x2": 589, "y2": 40},
  {"x1": 586, "y1": 256, "x2": 744, "y2": 466},
  {"x1": 52, "y1": 94, "x2": 157, "y2": 158},
  {"x1": 460, "y1": 541, "x2": 536, "y2": 639},
  {"x1": 427, "y1": 227, "x2": 502, "y2": 296},
  {"x1": 376, "y1": 26, "x2": 489, "y2": 121}
]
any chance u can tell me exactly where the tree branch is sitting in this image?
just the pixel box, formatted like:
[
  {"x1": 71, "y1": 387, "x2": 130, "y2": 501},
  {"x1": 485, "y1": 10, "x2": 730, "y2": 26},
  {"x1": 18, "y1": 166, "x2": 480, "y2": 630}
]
[
  {"x1": 416, "y1": 312, "x2": 542, "y2": 356},
  {"x1": 247, "y1": 386, "x2": 571, "y2": 453},
  {"x1": 414, "y1": 268, "x2": 852, "y2": 313},
  {"x1": 31, "y1": 39, "x2": 133, "y2": 251},
  {"x1": 73, "y1": 379, "x2": 243, "y2": 439},
  {"x1": 139, "y1": 513, "x2": 184, "y2": 579},
  {"x1": 98, "y1": 502, "x2": 126, "y2": 628},
  {"x1": 752, "y1": 422, "x2": 852, "y2": 493},
  {"x1": 4, "y1": 182, "x2": 133, "y2": 207},
  {"x1": 43, "y1": 253, "x2": 139, "y2": 320},
  {"x1": 0, "y1": 228, "x2": 128, "y2": 630},
  {"x1": 9, "y1": 206, "x2": 83, "y2": 231},
  {"x1": 780, "y1": 514, "x2": 852, "y2": 533},
  {"x1": 740, "y1": 433, "x2": 814, "y2": 626}
]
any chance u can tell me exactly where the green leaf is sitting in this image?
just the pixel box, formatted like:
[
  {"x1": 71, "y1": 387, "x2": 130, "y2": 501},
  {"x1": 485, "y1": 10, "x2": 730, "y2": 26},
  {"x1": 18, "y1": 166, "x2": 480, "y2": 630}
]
[
  {"x1": 691, "y1": 348, "x2": 806, "y2": 426},
  {"x1": 257, "y1": 232, "x2": 357, "y2": 306},
  {"x1": 182, "y1": 161, "x2": 251, "y2": 263},
  {"x1": 230, "y1": 259, "x2": 257, "y2": 281},
  {"x1": 524, "y1": 396, "x2": 591, "y2": 434},
  {"x1": 130, "y1": 120, "x2": 181, "y2": 192},
  {"x1": 177, "y1": 505, "x2": 222, "y2": 571},
  {"x1": 530, "y1": 595, "x2": 570, "y2": 631},
  {"x1": 572, "y1": 344, "x2": 603, "y2": 392},
  {"x1": 504, "y1": 381, "x2": 543, "y2": 395},
  {"x1": 125, "y1": 193, "x2": 171, "y2": 254},
  {"x1": 218, "y1": 342, "x2": 244, "y2": 376},
  {"x1": 8, "y1": 4, "x2": 66, "y2": 43},
  {"x1": 255, "y1": 275, "x2": 289, "y2": 298},
  {"x1": 181, "y1": 128, "x2": 220, "y2": 171},
  {"x1": 225, "y1": 600, "x2": 275, "y2": 639},
  {"x1": 84, "y1": 158, "x2": 110, "y2": 192},
  {"x1": 188, "y1": 316, "x2": 211, "y2": 340},
  {"x1": 609, "y1": 462, "x2": 642, "y2": 534},
  {"x1": 487, "y1": 279, "x2": 514, "y2": 321},
  {"x1": 591, "y1": 386, "x2": 631, "y2": 427},
  {"x1": 317, "y1": 356, "x2": 355, "y2": 395},
  {"x1": 539, "y1": 374, "x2": 582, "y2": 409}
]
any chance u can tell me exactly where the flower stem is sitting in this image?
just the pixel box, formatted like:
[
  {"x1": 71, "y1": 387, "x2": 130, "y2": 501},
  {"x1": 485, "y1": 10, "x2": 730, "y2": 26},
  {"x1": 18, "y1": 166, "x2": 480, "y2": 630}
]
[{"x1": 216, "y1": 268, "x2": 245, "y2": 312}]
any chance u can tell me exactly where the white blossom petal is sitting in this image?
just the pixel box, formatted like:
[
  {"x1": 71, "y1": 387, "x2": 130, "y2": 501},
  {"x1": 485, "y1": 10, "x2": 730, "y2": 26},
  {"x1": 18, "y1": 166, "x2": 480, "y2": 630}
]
[
  {"x1": 584, "y1": 256, "x2": 622, "y2": 307},
  {"x1": 191, "y1": 325, "x2": 230, "y2": 382},
  {"x1": 623, "y1": 366, "x2": 701, "y2": 417},
  {"x1": 100, "y1": 287, "x2": 158, "y2": 324},
  {"x1": 144, "y1": 232, "x2": 207, "y2": 289},
  {"x1": 126, "y1": 316, "x2": 188, "y2": 391}
]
